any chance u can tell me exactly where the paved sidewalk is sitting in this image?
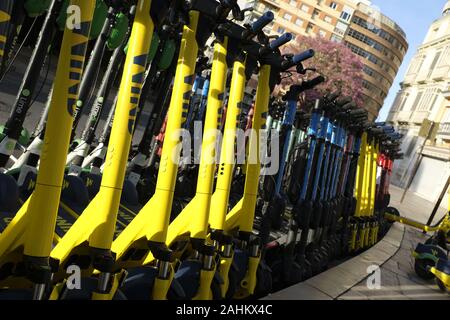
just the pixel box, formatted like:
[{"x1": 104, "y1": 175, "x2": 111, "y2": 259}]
[{"x1": 265, "y1": 186, "x2": 449, "y2": 300}]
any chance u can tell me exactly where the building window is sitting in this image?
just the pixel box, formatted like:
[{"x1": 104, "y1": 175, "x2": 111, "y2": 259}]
[
  {"x1": 352, "y1": 16, "x2": 398, "y2": 44},
  {"x1": 398, "y1": 93, "x2": 409, "y2": 111},
  {"x1": 254, "y1": 3, "x2": 267, "y2": 13},
  {"x1": 306, "y1": 23, "x2": 314, "y2": 34},
  {"x1": 301, "y1": 4, "x2": 310, "y2": 13},
  {"x1": 407, "y1": 54, "x2": 426, "y2": 75},
  {"x1": 392, "y1": 92, "x2": 406, "y2": 112},
  {"x1": 319, "y1": 30, "x2": 327, "y2": 37},
  {"x1": 324, "y1": 15, "x2": 332, "y2": 23},
  {"x1": 295, "y1": 18, "x2": 303, "y2": 26},
  {"x1": 330, "y1": 34, "x2": 342, "y2": 42},
  {"x1": 329, "y1": 1, "x2": 337, "y2": 10},
  {"x1": 277, "y1": 26, "x2": 285, "y2": 34},
  {"x1": 362, "y1": 80, "x2": 381, "y2": 96},
  {"x1": 416, "y1": 88, "x2": 439, "y2": 111},
  {"x1": 283, "y1": 13, "x2": 292, "y2": 21},
  {"x1": 317, "y1": 0, "x2": 323, "y2": 5},
  {"x1": 428, "y1": 93, "x2": 439, "y2": 112},
  {"x1": 340, "y1": 11, "x2": 350, "y2": 21},
  {"x1": 312, "y1": 9, "x2": 320, "y2": 20},
  {"x1": 428, "y1": 51, "x2": 442, "y2": 77},
  {"x1": 289, "y1": 0, "x2": 297, "y2": 7},
  {"x1": 410, "y1": 91, "x2": 424, "y2": 112},
  {"x1": 347, "y1": 28, "x2": 392, "y2": 57},
  {"x1": 363, "y1": 65, "x2": 390, "y2": 88},
  {"x1": 345, "y1": 41, "x2": 393, "y2": 74},
  {"x1": 438, "y1": 46, "x2": 450, "y2": 67},
  {"x1": 334, "y1": 21, "x2": 348, "y2": 36}
]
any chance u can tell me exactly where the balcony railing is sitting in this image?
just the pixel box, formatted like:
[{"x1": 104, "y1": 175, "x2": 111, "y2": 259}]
[{"x1": 438, "y1": 122, "x2": 450, "y2": 135}]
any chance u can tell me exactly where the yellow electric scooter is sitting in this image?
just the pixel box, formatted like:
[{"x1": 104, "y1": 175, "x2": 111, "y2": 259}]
[
  {"x1": 47, "y1": 0, "x2": 226, "y2": 300},
  {"x1": 385, "y1": 193, "x2": 449, "y2": 291},
  {"x1": 45, "y1": 0, "x2": 160, "y2": 299},
  {"x1": 0, "y1": 0, "x2": 14, "y2": 77},
  {"x1": 205, "y1": 29, "x2": 315, "y2": 299},
  {"x1": 0, "y1": 0, "x2": 95, "y2": 299},
  {"x1": 110, "y1": 0, "x2": 264, "y2": 300}
]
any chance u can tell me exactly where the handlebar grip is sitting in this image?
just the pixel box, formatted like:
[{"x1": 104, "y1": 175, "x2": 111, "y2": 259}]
[
  {"x1": 293, "y1": 49, "x2": 315, "y2": 64},
  {"x1": 251, "y1": 11, "x2": 274, "y2": 33},
  {"x1": 387, "y1": 145, "x2": 401, "y2": 151},
  {"x1": 284, "y1": 75, "x2": 324, "y2": 100},
  {"x1": 369, "y1": 128, "x2": 384, "y2": 135},
  {"x1": 325, "y1": 91, "x2": 340, "y2": 102},
  {"x1": 389, "y1": 133, "x2": 403, "y2": 140},
  {"x1": 382, "y1": 126, "x2": 395, "y2": 133},
  {"x1": 341, "y1": 102, "x2": 357, "y2": 111},
  {"x1": 303, "y1": 75, "x2": 325, "y2": 89},
  {"x1": 350, "y1": 109, "x2": 367, "y2": 117},
  {"x1": 269, "y1": 33, "x2": 293, "y2": 50},
  {"x1": 336, "y1": 96, "x2": 352, "y2": 107}
]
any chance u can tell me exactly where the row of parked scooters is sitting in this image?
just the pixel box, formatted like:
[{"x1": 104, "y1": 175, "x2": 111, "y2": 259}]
[{"x1": 0, "y1": 0, "x2": 406, "y2": 299}]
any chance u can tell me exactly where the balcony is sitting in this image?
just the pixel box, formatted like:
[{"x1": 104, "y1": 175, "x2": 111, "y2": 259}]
[
  {"x1": 431, "y1": 65, "x2": 450, "y2": 81},
  {"x1": 264, "y1": 0, "x2": 281, "y2": 9},
  {"x1": 415, "y1": 70, "x2": 429, "y2": 84},
  {"x1": 438, "y1": 122, "x2": 450, "y2": 135},
  {"x1": 396, "y1": 111, "x2": 412, "y2": 122},
  {"x1": 403, "y1": 73, "x2": 417, "y2": 85},
  {"x1": 410, "y1": 111, "x2": 430, "y2": 124}
]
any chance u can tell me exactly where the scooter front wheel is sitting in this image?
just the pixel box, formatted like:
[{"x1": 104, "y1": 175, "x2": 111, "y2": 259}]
[
  {"x1": 59, "y1": 277, "x2": 127, "y2": 300},
  {"x1": 436, "y1": 278, "x2": 448, "y2": 292},
  {"x1": 414, "y1": 259, "x2": 435, "y2": 280}
]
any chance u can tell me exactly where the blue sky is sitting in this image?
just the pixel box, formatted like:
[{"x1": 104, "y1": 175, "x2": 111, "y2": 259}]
[{"x1": 373, "y1": 0, "x2": 447, "y2": 121}]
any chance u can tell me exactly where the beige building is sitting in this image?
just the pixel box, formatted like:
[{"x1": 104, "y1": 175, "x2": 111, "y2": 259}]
[
  {"x1": 238, "y1": 0, "x2": 408, "y2": 120},
  {"x1": 386, "y1": 1, "x2": 450, "y2": 205}
]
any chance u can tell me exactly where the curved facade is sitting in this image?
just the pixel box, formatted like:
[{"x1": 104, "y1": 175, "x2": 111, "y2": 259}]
[
  {"x1": 345, "y1": 2, "x2": 407, "y2": 119},
  {"x1": 240, "y1": 0, "x2": 408, "y2": 120}
]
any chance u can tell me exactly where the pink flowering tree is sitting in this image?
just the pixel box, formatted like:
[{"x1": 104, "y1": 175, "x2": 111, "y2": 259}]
[{"x1": 276, "y1": 35, "x2": 365, "y2": 108}]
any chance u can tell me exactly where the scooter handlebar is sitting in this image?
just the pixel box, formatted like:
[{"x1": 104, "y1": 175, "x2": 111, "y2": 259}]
[
  {"x1": 325, "y1": 91, "x2": 340, "y2": 102},
  {"x1": 303, "y1": 75, "x2": 325, "y2": 89},
  {"x1": 269, "y1": 33, "x2": 293, "y2": 50},
  {"x1": 292, "y1": 49, "x2": 315, "y2": 64},
  {"x1": 281, "y1": 49, "x2": 315, "y2": 70},
  {"x1": 369, "y1": 128, "x2": 384, "y2": 136},
  {"x1": 382, "y1": 126, "x2": 395, "y2": 133},
  {"x1": 283, "y1": 75, "x2": 325, "y2": 101},
  {"x1": 336, "y1": 96, "x2": 353, "y2": 107},
  {"x1": 251, "y1": 11, "x2": 274, "y2": 33},
  {"x1": 341, "y1": 101, "x2": 357, "y2": 111},
  {"x1": 350, "y1": 109, "x2": 367, "y2": 117}
]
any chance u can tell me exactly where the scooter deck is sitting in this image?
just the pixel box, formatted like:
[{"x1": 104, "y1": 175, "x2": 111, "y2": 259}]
[{"x1": 0, "y1": 172, "x2": 140, "y2": 241}]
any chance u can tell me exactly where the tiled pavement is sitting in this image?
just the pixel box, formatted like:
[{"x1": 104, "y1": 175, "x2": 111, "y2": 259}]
[{"x1": 264, "y1": 186, "x2": 449, "y2": 300}]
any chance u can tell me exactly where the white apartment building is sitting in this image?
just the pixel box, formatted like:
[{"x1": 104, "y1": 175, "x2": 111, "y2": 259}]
[{"x1": 387, "y1": 1, "x2": 450, "y2": 206}]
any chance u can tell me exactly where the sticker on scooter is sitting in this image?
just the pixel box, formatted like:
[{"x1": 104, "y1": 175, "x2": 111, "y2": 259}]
[{"x1": 67, "y1": 21, "x2": 91, "y2": 116}]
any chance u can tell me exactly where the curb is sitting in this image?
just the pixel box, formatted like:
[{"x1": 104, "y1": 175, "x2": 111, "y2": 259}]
[{"x1": 262, "y1": 222, "x2": 406, "y2": 300}]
